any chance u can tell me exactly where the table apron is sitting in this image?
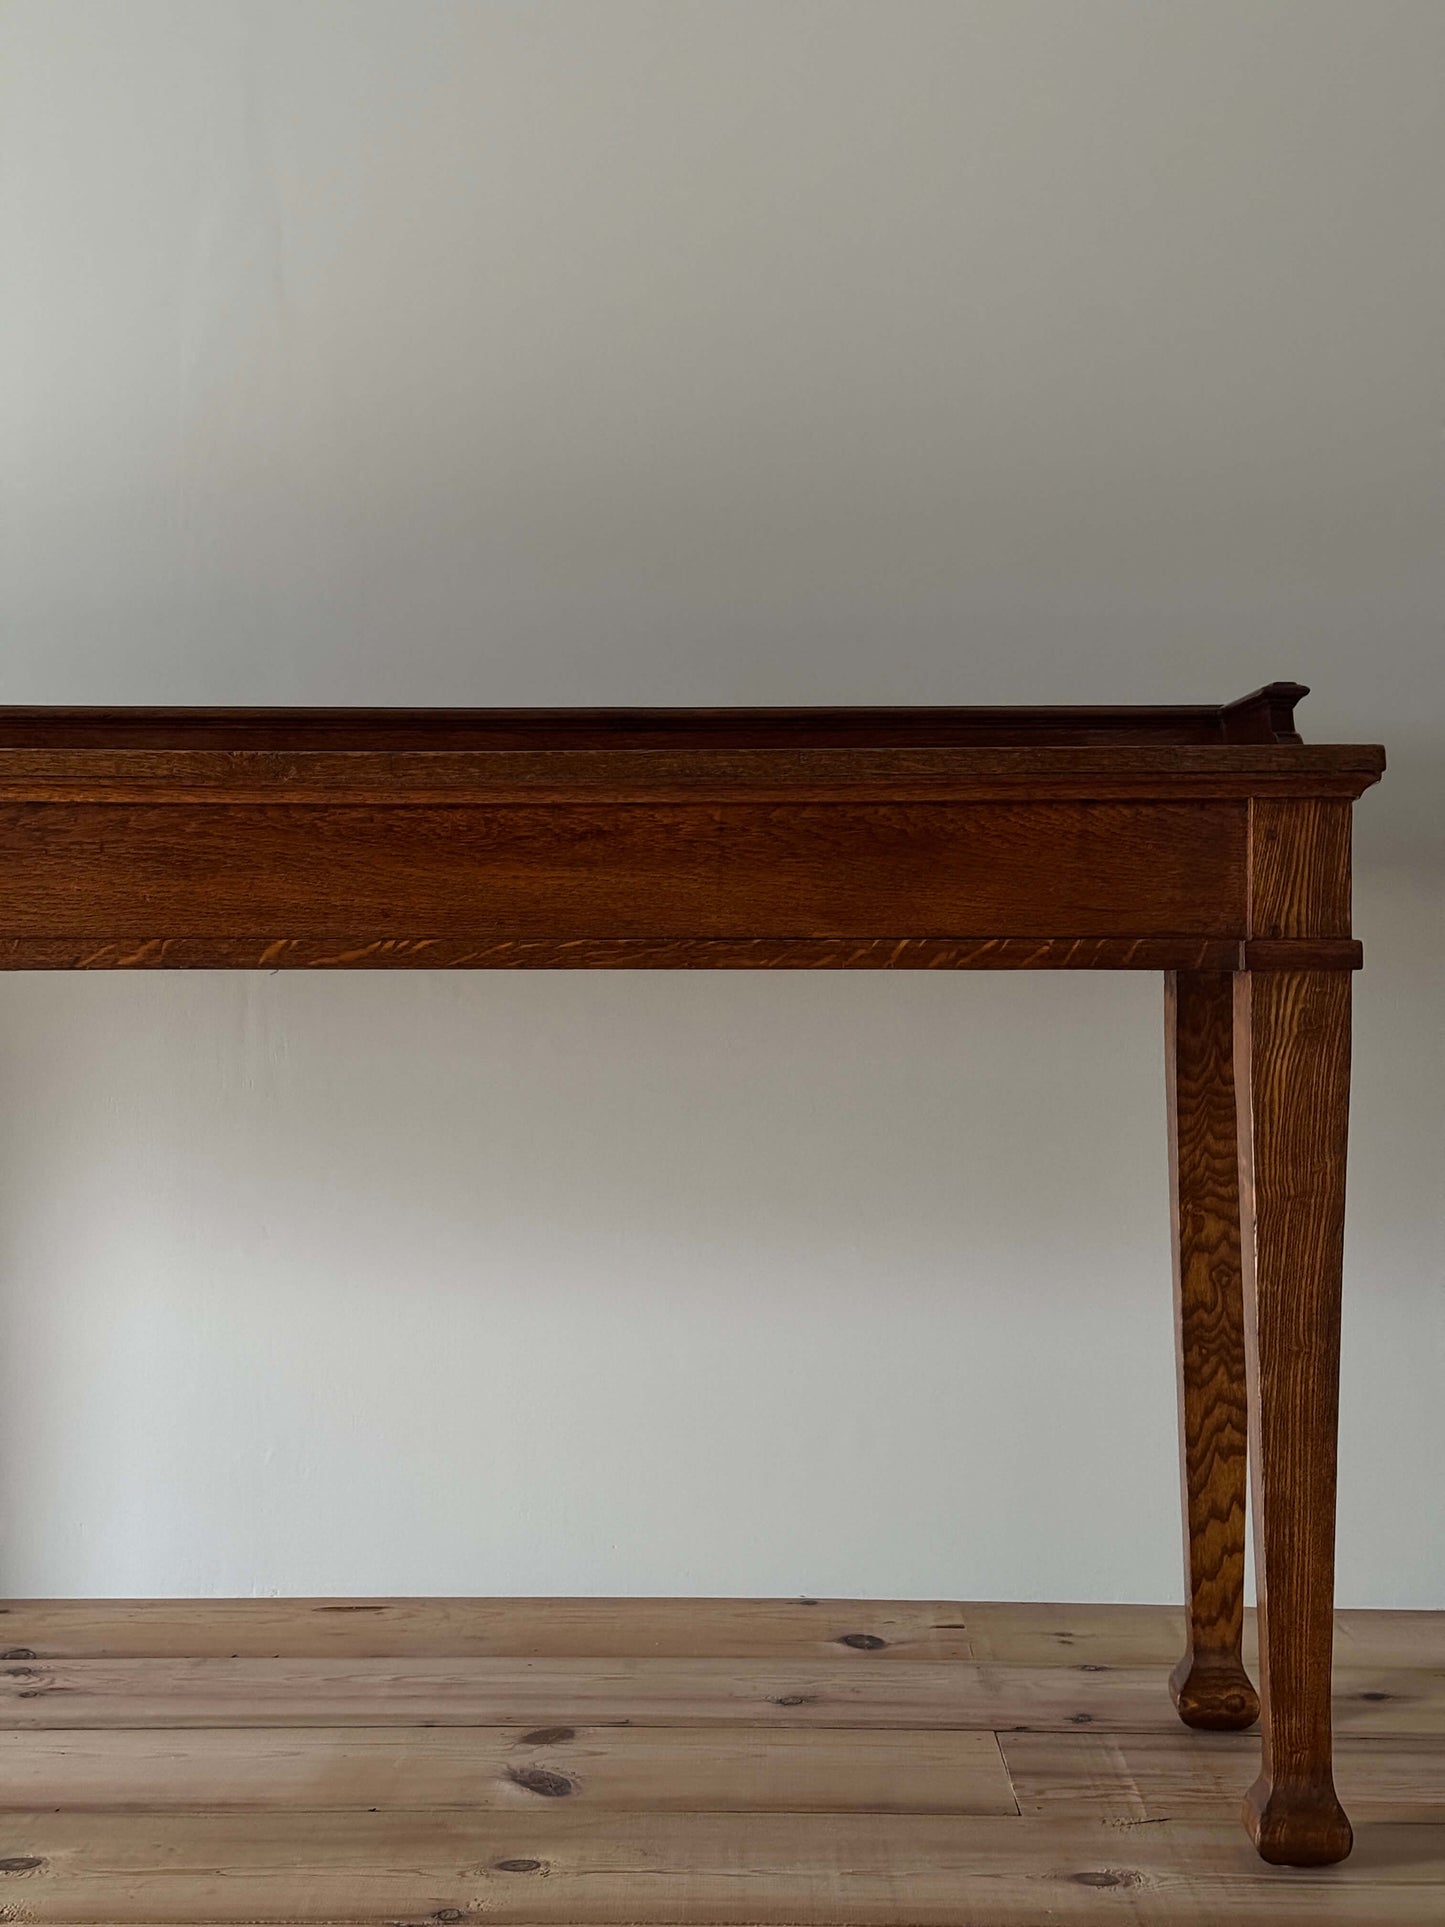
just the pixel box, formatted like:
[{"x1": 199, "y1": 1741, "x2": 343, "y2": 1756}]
[{"x1": 0, "y1": 797, "x2": 1258, "y2": 954}]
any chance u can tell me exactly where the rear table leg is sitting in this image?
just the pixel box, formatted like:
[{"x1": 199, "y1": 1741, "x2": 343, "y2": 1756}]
[{"x1": 1166, "y1": 971, "x2": 1259, "y2": 1732}]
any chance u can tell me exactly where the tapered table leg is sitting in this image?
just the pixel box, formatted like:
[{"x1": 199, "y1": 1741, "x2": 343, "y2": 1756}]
[
  {"x1": 1235, "y1": 968, "x2": 1353, "y2": 1866},
  {"x1": 1165, "y1": 971, "x2": 1259, "y2": 1731}
]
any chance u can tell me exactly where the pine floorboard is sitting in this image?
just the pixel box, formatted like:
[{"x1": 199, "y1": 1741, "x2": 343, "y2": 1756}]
[{"x1": 0, "y1": 1598, "x2": 1440, "y2": 1925}]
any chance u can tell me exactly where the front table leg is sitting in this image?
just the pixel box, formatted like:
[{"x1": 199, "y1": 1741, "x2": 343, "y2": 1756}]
[{"x1": 1234, "y1": 968, "x2": 1353, "y2": 1865}]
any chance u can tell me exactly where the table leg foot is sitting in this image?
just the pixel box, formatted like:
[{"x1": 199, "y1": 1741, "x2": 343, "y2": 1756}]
[
  {"x1": 1170, "y1": 1651, "x2": 1260, "y2": 1731},
  {"x1": 1244, "y1": 1775, "x2": 1353, "y2": 1866}
]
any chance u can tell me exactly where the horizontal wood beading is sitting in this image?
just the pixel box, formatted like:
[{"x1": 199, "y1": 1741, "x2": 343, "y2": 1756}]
[
  {"x1": 0, "y1": 744, "x2": 1387, "y2": 806},
  {"x1": 0, "y1": 936, "x2": 1363, "y2": 971},
  {"x1": 0, "y1": 800, "x2": 1247, "y2": 945}
]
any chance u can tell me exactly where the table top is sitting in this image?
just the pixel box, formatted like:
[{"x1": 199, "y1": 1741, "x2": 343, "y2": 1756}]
[
  {"x1": 0, "y1": 685, "x2": 1385, "y2": 808},
  {"x1": 0, "y1": 684, "x2": 1383, "y2": 972}
]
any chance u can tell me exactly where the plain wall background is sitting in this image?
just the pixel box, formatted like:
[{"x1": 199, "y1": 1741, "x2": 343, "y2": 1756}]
[{"x1": 1, "y1": 0, "x2": 1441, "y2": 1604}]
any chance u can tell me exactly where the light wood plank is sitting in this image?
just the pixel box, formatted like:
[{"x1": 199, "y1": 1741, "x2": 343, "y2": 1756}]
[
  {"x1": 0, "y1": 1655, "x2": 1080, "y2": 1730},
  {"x1": 1001, "y1": 1730, "x2": 1445, "y2": 1823},
  {"x1": 0, "y1": 1604, "x2": 1438, "y2": 1923},
  {"x1": 961, "y1": 1601, "x2": 1268, "y2": 1669},
  {"x1": 1336, "y1": 1612, "x2": 1445, "y2": 1671},
  {"x1": 958, "y1": 1601, "x2": 1192, "y2": 1665},
  {"x1": 1, "y1": 1810, "x2": 1441, "y2": 1925},
  {"x1": 0, "y1": 1598, "x2": 973, "y2": 1661},
  {"x1": 3, "y1": 1654, "x2": 1438, "y2": 1733},
  {"x1": 0, "y1": 1725, "x2": 1015, "y2": 1814},
  {"x1": 6, "y1": 1599, "x2": 1435, "y2": 1670},
  {"x1": 933, "y1": 1604, "x2": 1438, "y2": 1674}
]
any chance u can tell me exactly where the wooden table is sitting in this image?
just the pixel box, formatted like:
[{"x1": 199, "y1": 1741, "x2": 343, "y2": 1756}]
[{"x1": 0, "y1": 685, "x2": 1385, "y2": 1867}]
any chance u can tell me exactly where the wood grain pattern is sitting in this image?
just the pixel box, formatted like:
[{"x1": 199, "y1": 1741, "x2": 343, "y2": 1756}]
[
  {"x1": 0, "y1": 1726, "x2": 1017, "y2": 1814},
  {"x1": 0, "y1": 935, "x2": 1249, "y2": 974},
  {"x1": 0, "y1": 698, "x2": 1389, "y2": 1876},
  {"x1": 1000, "y1": 1730, "x2": 1445, "y2": 1823},
  {"x1": 4, "y1": 1598, "x2": 1434, "y2": 1667},
  {"x1": 1166, "y1": 973, "x2": 1258, "y2": 1732},
  {"x1": 0, "y1": 935, "x2": 1367, "y2": 971},
  {"x1": 0, "y1": 801, "x2": 1248, "y2": 942},
  {"x1": 947, "y1": 1602, "x2": 1199, "y2": 1667},
  {"x1": 0, "y1": 745, "x2": 1388, "y2": 812},
  {"x1": 3, "y1": 1655, "x2": 1439, "y2": 1734},
  {"x1": 1250, "y1": 800, "x2": 1353, "y2": 938},
  {"x1": 1239, "y1": 938, "x2": 1363, "y2": 972},
  {"x1": 0, "y1": 718, "x2": 1386, "y2": 805},
  {"x1": 0, "y1": 1656, "x2": 1220, "y2": 1732},
  {"x1": 0, "y1": 1599, "x2": 1437, "y2": 1924},
  {"x1": 1235, "y1": 969, "x2": 1355, "y2": 1865},
  {"x1": 1334, "y1": 1613, "x2": 1445, "y2": 1670},
  {"x1": 24, "y1": 1724, "x2": 1445, "y2": 1824},
  {"x1": 0, "y1": 1597, "x2": 976, "y2": 1662},
  {"x1": 2, "y1": 1808, "x2": 1440, "y2": 1925}
]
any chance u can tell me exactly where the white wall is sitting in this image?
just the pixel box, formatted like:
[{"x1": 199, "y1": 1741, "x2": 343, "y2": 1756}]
[{"x1": 1, "y1": 0, "x2": 1440, "y2": 1605}]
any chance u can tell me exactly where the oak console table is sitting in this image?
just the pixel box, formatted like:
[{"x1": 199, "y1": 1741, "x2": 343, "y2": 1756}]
[{"x1": 0, "y1": 686, "x2": 1384, "y2": 1867}]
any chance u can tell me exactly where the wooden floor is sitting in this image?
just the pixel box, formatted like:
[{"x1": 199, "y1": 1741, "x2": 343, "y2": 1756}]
[{"x1": 0, "y1": 1599, "x2": 1441, "y2": 1924}]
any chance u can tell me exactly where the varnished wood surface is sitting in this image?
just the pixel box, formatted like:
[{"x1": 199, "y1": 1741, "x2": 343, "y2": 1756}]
[
  {"x1": 1167, "y1": 973, "x2": 1257, "y2": 1731},
  {"x1": 1249, "y1": 799, "x2": 1354, "y2": 939},
  {"x1": 0, "y1": 697, "x2": 1386, "y2": 1879},
  {"x1": 0, "y1": 935, "x2": 1366, "y2": 971},
  {"x1": 0, "y1": 800, "x2": 1250, "y2": 942},
  {"x1": 0, "y1": 684, "x2": 1321, "y2": 750},
  {"x1": 0, "y1": 694, "x2": 1381, "y2": 976},
  {"x1": 0, "y1": 1599, "x2": 1439, "y2": 1925},
  {"x1": 1235, "y1": 966, "x2": 1355, "y2": 1864},
  {"x1": 0, "y1": 744, "x2": 1387, "y2": 808}
]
